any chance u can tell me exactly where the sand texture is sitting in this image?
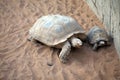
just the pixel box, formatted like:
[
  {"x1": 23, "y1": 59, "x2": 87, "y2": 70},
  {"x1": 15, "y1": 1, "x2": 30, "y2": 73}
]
[{"x1": 0, "y1": 0, "x2": 120, "y2": 80}]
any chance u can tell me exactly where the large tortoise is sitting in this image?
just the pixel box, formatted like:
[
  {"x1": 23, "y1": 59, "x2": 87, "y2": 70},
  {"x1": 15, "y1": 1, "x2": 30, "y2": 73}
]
[
  {"x1": 87, "y1": 26, "x2": 111, "y2": 51},
  {"x1": 28, "y1": 14, "x2": 86, "y2": 63}
]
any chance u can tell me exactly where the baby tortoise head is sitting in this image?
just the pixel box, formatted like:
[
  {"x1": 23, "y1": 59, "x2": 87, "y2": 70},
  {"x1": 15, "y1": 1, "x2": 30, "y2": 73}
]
[{"x1": 87, "y1": 26, "x2": 111, "y2": 51}]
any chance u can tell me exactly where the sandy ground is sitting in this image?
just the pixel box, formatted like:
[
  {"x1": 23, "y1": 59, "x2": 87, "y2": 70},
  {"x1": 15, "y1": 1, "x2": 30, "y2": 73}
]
[{"x1": 0, "y1": 0, "x2": 120, "y2": 80}]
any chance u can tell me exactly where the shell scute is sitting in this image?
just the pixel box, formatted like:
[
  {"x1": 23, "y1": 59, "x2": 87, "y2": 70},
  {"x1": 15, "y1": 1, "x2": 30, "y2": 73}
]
[{"x1": 29, "y1": 14, "x2": 85, "y2": 46}]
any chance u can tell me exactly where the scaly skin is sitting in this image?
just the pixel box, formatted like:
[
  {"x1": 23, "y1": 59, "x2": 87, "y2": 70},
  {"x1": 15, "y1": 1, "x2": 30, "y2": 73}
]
[
  {"x1": 28, "y1": 35, "x2": 83, "y2": 63},
  {"x1": 59, "y1": 37, "x2": 83, "y2": 63},
  {"x1": 27, "y1": 35, "x2": 40, "y2": 46},
  {"x1": 71, "y1": 37, "x2": 82, "y2": 48},
  {"x1": 93, "y1": 43, "x2": 98, "y2": 51},
  {"x1": 59, "y1": 41, "x2": 71, "y2": 63}
]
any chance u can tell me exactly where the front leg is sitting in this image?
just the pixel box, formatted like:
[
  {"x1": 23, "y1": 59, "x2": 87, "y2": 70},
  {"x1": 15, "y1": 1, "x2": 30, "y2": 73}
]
[
  {"x1": 59, "y1": 41, "x2": 71, "y2": 63},
  {"x1": 93, "y1": 43, "x2": 98, "y2": 51}
]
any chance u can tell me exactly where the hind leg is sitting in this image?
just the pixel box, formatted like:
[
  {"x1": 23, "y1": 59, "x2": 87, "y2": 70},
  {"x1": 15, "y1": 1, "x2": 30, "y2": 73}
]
[
  {"x1": 27, "y1": 35, "x2": 35, "y2": 42},
  {"x1": 27, "y1": 35, "x2": 40, "y2": 46}
]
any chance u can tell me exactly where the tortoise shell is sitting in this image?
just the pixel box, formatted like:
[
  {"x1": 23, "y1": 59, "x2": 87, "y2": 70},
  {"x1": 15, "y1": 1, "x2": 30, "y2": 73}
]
[
  {"x1": 29, "y1": 14, "x2": 85, "y2": 46},
  {"x1": 87, "y1": 26, "x2": 109, "y2": 44}
]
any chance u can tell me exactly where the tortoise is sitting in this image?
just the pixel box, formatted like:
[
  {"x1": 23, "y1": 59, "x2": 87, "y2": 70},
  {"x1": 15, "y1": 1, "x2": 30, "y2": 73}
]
[
  {"x1": 28, "y1": 14, "x2": 86, "y2": 63},
  {"x1": 87, "y1": 26, "x2": 111, "y2": 51}
]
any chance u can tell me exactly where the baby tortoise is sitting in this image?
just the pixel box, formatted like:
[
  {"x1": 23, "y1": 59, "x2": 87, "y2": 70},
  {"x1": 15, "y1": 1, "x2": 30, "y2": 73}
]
[
  {"x1": 28, "y1": 14, "x2": 86, "y2": 63},
  {"x1": 87, "y1": 26, "x2": 111, "y2": 51}
]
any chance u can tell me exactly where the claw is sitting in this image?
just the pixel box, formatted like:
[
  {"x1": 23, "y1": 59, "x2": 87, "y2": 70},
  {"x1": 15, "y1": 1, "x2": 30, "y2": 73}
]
[{"x1": 60, "y1": 57, "x2": 68, "y2": 63}]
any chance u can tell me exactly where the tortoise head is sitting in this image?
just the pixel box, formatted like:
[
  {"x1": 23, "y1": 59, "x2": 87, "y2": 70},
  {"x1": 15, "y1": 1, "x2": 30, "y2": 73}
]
[
  {"x1": 70, "y1": 37, "x2": 82, "y2": 48},
  {"x1": 98, "y1": 40, "x2": 106, "y2": 46}
]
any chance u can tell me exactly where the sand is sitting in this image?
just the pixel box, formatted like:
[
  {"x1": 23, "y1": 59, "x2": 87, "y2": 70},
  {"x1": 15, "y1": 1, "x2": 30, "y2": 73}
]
[{"x1": 0, "y1": 0, "x2": 120, "y2": 80}]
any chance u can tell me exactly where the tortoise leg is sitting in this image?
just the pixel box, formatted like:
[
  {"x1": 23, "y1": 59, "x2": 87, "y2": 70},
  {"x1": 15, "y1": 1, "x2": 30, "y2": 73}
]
[
  {"x1": 106, "y1": 41, "x2": 111, "y2": 46},
  {"x1": 27, "y1": 35, "x2": 33, "y2": 41},
  {"x1": 59, "y1": 41, "x2": 71, "y2": 63},
  {"x1": 27, "y1": 35, "x2": 36, "y2": 42},
  {"x1": 93, "y1": 43, "x2": 98, "y2": 51},
  {"x1": 27, "y1": 35, "x2": 40, "y2": 46}
]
